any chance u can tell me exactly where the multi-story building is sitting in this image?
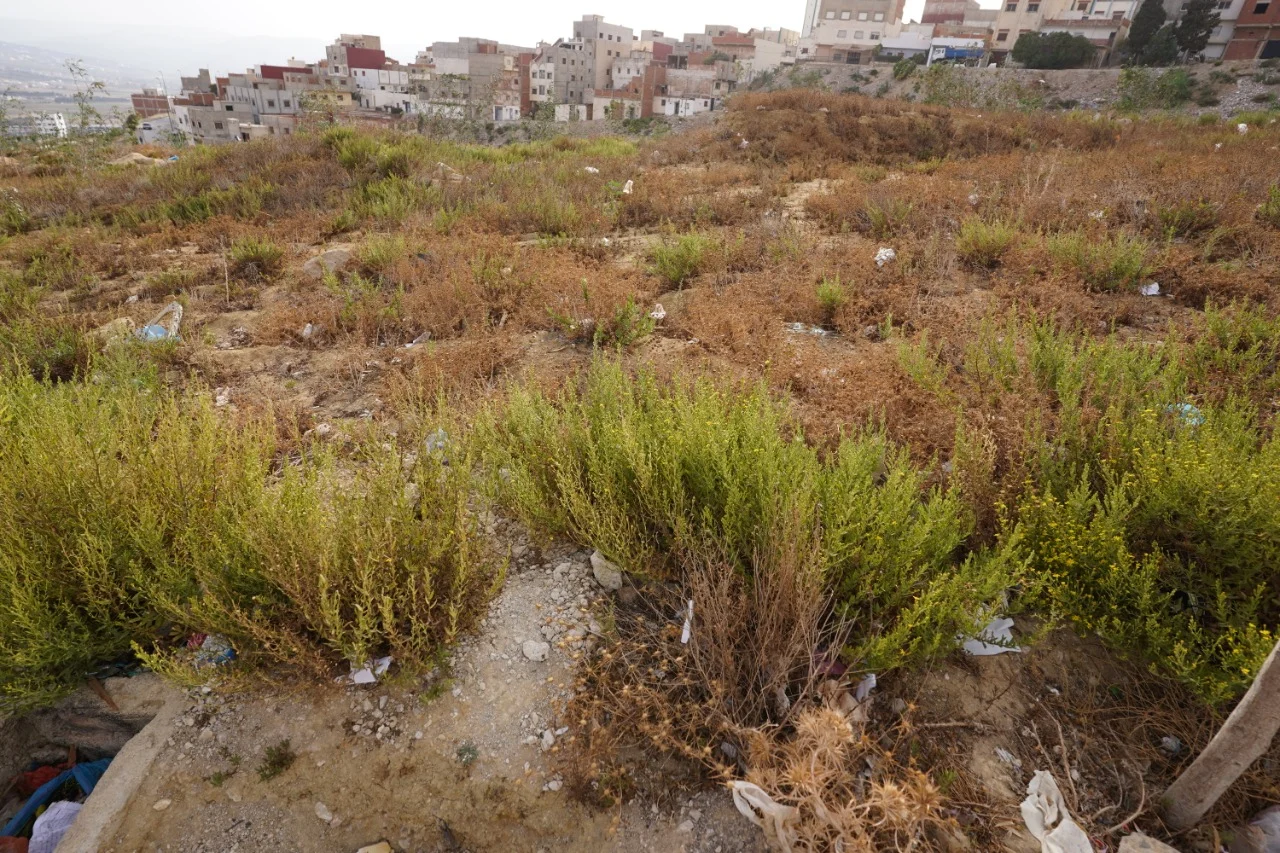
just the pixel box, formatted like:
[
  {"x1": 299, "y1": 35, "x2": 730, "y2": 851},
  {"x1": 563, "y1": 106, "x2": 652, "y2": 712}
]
[
  {"x1": 5, "y1": 113, "x2": 69, "y2": 138},
  {"x1": 325, "y1": 35, "x2": 385, "y2": 78},
  {"x1": 1203, "y1": 0, "x2": 1248, "y2": 59},
  {"x1": 1225, "y1": 0, "x2": 1280, "y2": 58},
  {"x1": 1034, "y1": 0, "x2": 1138, "y2": 63},
  {"x1": 923, "y1": 0, "x2": 984, "y2": 23},
  {"x1": 131, "y1": 88, "x2": 170, "y2": 117}
]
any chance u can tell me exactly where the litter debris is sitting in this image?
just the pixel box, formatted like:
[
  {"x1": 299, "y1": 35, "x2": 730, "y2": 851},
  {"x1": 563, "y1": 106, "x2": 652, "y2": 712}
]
[
  {"x1": 648, "y1": 303, "x2": 666, "y2": 321},
  {"x1": 1215, "y1": 142, "x2": 1223, "y2": 151},
  {"x1": 874, "y1": 247, "x2": 897, "y2": 268},
  {"x1": 91, "y1": 317, "x2": 137, "y2": 348},
  {"x1": 960, "y1": 616, "x2": 1022, "y2": 656},
  {"x1": 680, "y1": 599, "x2": 694, "y2": 644},
  {"x1": 2, "y1": 759, "x2": 110, "y2": 839},
  {"x1": 785, "y1": 322, "x2": 831, "y2": 337},
  {"x1": 405, "y1": 330, "x2": 431, "y2": 348},
  {"x1": 854, "y1": 672, "x2": 877, "y2": 702},
  {"x1": 356, "y1": 843, "x2": 393, "y2": 853},
  {"x1": 583, "y1": 166, "x2": 600, "y2": 174},
  {"x1": 622, "y1": 179, "x2": 634, "y2": 194},
  {"x1": 214, "y1": 388, "x2": 230, "y2": 408},
  {"x1": 968, "y1": 193, "x2": 980, "y2": 206},
  {"x1": 28, "y1": 801, "x2": 82, "y2": 853},
  {"x1": 1238, "y1": 123, "x2": 1249, "y2": 135},
  {"x1": 1235, "y1": 805, "x2": 1280, "y2": 853},
  {"x1": 1158, "y1": 735, "x2": 1182, "y2": 756},
  {"x1": 600, "y1": 237, "x2": 611, "y2": 247},
  {"x1": 729, "y1": 781, "x2": 798, "y2": 853},
  {"x1": 1089, "y1": 209, "x2": 1106, "y2": 221},
  {"x1": 191, "y1": 633, "x2": 236, "y2": 668},
  {"x1": 1020, "y1": 770, "x2": 1092, "y2": 853},
  {"x1": 738, "y1": 138, "x2": 750, "y2": 149},
  {"x1": 1165, "y1": 402, "x2": 1205, "y2": 427},
  {"x1": 1117, "y1": 833, "x2": 1181, "y2": 853},
  {"x1": 342, "y1": 656, "x2": 392, "y2": 685},
  {"x1": 433, "y1": 162, "x2": 464, "y2": 182},
  {"x1": 137, "y1": 301, "x2": 183, "y2": 342},
  {"x1": 125, "y1": 293, "x2": 139, "y2": 304},
  {"x1": 996, "y1": 747, "x2": 1023, "y2": 769},
  {"x1": 1139, "y1": 282, "x2": 1161, "y2": 297},
  {"x1": 425, "y1": 428, "x2": 449, "y2": 454}
]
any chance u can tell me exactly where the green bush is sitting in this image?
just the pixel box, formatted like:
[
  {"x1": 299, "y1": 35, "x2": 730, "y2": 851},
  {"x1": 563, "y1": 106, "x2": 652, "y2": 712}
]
[
  {"x1": 1258, "y1": 184, "x2": 1280, "y2": 228},
  {"x1": 1156, "y1": 198, "x2": 1220, "y2": 237},
  {"x1": 1011, "y1": 31, "x2": 1096, "y2": 69},
  {"x1": 648, "y1": 234, "x2": 710, "y2": 287},
  {"x1": 892, "y1": 58, "x2": 918, "y2": 80},
  {"x1": 0, "y1": 371, "x2": 494, "y2": 711},
  {"x1": 229, "y1": 236, "x2": 285, "y2": 278},
  {"x1": 478, "y1": 360, "x2": 1019, "y2": 673},
  {"x1": 816, "y1": 276, "x2": 848, "y2": 324},
  {"x1": 1118, "y1": 67, "x2": 1193, "y2": 111},
  {"x1": 1047, "y1": 230, "x2": 1152, "y2": 291},
  {"x1": 955, "y1": 218, "x2": 1018, "y2": 268}
]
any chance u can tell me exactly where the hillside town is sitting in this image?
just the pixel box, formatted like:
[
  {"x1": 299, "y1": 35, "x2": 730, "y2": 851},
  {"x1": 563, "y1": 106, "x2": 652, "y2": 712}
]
[{"x1": 2, "y1": 0, "x2": 1277, "y2": 143}]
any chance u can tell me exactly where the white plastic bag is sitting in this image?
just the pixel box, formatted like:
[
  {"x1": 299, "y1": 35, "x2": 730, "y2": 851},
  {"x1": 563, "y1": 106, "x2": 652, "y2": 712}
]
[
  {"x1": 729, "y1": 781, "x2": 798, "y2": 853},
  {"x1": 1020, "y1": 771, "x2": 1092, "y2": 853}
]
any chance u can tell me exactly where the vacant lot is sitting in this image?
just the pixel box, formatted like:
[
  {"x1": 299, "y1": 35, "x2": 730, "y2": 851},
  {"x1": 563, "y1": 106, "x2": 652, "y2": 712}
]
[{"x1": 2, "y1": 90, "x2": 1279, "y2": 851}]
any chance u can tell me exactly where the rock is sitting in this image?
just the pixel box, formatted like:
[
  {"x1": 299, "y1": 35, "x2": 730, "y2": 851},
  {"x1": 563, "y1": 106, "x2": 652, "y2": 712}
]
[
  {"x1": 541, "y1": 729, "x2": 555, "y2": 750},
  {"x1": 590, "y1": 550, "x2": 623, "y2": 591},
  {"x1": 546, "y1": 778, "x2": 563, "y2": 791},
  {"x1": 153, "y1": 799, "x2": 172, "y2": 811},
  {"x1": 522, "y1": 640, "x2": 550, "y2": 662},
  {"x1": 677, "y1": 820, "x2": 695, "y2": 833},
  {"x1": 315, "y1": 801, "x2": 334, "y2": 823},
  {"x1": 356, "y1": 844, "x2": 393, "y2": 853},
  {"x1": 198, "y1": 728, "x2": 214, "y2": 742},
  {"x1": 1118, "y1": 834, "x2": 1180, "y2": 853},
  {"x1": 302, "y1": 248, "x2": 352, "y2": 281},
  {"x1": 890, "y1": 698, "x2": 908, "y2": 715}
]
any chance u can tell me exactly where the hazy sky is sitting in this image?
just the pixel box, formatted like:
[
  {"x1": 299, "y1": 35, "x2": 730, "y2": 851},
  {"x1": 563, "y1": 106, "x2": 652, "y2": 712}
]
[{"x1": 8, "y1": 0, "x2": 932, "y2": 68}]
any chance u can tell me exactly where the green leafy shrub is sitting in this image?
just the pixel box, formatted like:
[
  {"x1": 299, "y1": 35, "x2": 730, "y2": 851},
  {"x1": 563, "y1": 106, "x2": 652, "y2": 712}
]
[
  {"x1": 862, "y1": 198, "x2": 913, "y2": 238},
  {"x1": 358, "y1": 234, "x2": 408, "y2": 275},
  {"x1": 1010, "y1": 31, "x2": 1096, "y2": 69},
  {"x1": 1258, "y1": 184, "x2": 1280, "y2": 228},
  {"x1": 0, "y1": 372, "x2": 494, "y2": 711},
  {"x1": 1118, "y1": 68, "x2": 1193, "y2": 111},
  {"x1": 955, "y1": 218, "x2": 1018, "y2": 268},
  {"x1": 1156, "y1": 198, "x2": 1220, "y2": 237},
  {"x1": 648, "y1": 234, "x2": 710, "y2": 287},
  {"x1": 816, "y1": 276, "x2": 848, "y2": 324},
  {"x1": 892, "y1": 58, "x2": 917, "y2": 80},
  {"x1": 229, "y1": 236, "x2": 284, "y2": 278},
  {"x1": 1046, "y1": 231, "x2": 1152, "y2": 291},
  {"x1": 478, "y1": 360, "x2": 1019, "y2": 673}
]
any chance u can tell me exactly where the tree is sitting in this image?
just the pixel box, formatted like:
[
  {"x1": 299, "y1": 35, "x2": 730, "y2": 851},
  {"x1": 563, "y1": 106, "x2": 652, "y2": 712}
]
[
  {"x1": 1142, "y1": 24, "x2": 1181, "y2": 65},
  {"x1": 1128, "y1": 0, "x2": 1168, "y2": 59},
  {"x1": 1161, "y1": 639, "x2": 1280, "y2": 830},
  {"x1": 1175, "y1": 0, "x2": 1221, "y2": 57},
  {"x1": 123, "y1": 113, "x2": 139, "y2": 134},
  {"x1": 1011, "y1": 31, "x2": 1098, "y2": 69},
  {"x1": 64, "y1": 59, "x2": 105, "y2": 133}
]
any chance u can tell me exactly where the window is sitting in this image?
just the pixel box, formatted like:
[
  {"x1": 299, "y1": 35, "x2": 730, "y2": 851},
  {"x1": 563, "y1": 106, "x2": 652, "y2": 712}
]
[
  {"x1": 1255, "y1": 1, "x2": 1270, "y2": 12},
  {"x1": 225, "y1": 104, "x2": 233, "y2": 111},
  {"x1": 838, "y1": 28, "x2": 848, "y2": 36},
  {"x1": 870, "y1": 31, "x2": 880, "y2": 38},
  {"x1": 996, "y1": 28, "x2": 1010, "y2": 39},
  {"x1": 1006, "y1": 1, "x2": 1018, "y2": 9},
  {"x1": 214, "y1": 121, "x2": 223, "y2": 130},
  {"x1": 825, "y1": 10, "x2": 836, "y2": 17},
  {"x1": 1114, "y1": 9, "x2": 1125, "y2": 17},
  {"x1": 284, "y1": 128, "x2": 290, "y2": 135},
  {"x1": 841, "y1": 9, "x2": 852, "y2": 17},
  {"x1": 874, "y1": 11, "x2": 885, "y2": 19},
  {"x1": 267, "y1": 99, "x2": 275, "y2": 107},
  {"x1": 1028, "y1": 2, "x2": 1039, "y2": 9},
  {"x1": 855, "y1": 29, "x2": 865, "y2": 37},
  {"x1": 858, "y1": 10, "x2": 869, "y2": 18}
]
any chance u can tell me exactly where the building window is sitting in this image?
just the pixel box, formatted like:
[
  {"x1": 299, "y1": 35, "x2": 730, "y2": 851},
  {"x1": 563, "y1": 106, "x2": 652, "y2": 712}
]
[
  {"x1": 284, "y1": 128, "x2": 290, "y2": 134},
  {"x1": 1113, "y1": 10, "x2": 1125, "y2": 17},
  {"x1": 870, "y1": 31, "x2": 880, "y2": 38},
  {"x1": 225, "y1": 104, "x2": 233, "y2": 111},
  {"x1": 1255, "y1": 1, "x2": 1270, "y2": 12},
  {"x1": 838, "y1": 28, "x2": 848, "y2": 36},
  {"x1": 841, "y1": 9, "x2": 852, "y2": 17},
  {"x1": 996, "y1": 28, "x2": 1010, "y2": 39},
  {"x1": 283, "y1": 100, "x2": 290, "y2": 107},
  {"x1": 858, "y1": 10, "x2": 869, "y2": 18},
  {"x1": 874, "y1": 11, "x2": 885, "y2": 19},
  {"x1": 214, "y1": 121, "x2": 223, "y2": 129},
  {"x1": 1028, "y1": 2, "x2": 1039, "y2": 9},
  {"x1": 855, "y1": 29, "x2": 865, "y2": 37},
  {"x1": 1006, "y1": 0, "x2": 1018, "y2": 9},
  {"x1": 267, "y1": 99, "x2": 275, "y2": 107},
  {"x1": 824, "y1": 10, "x2": 836, "y2": 17}
]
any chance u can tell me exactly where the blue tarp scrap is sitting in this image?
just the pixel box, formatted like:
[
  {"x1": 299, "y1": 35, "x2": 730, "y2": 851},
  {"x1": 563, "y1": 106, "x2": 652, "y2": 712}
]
[{"x1": 1, "y1": 758, "x2": 111, "y2": 837}]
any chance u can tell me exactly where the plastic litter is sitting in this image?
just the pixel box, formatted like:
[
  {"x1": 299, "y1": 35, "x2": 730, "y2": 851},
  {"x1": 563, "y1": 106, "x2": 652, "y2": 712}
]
[
  {"x1": 874, "y1": 247, "x2": 896, "y2": 268},
  {"x1": 1089, "y1": 209, "x2": 1105, "y2": 221},
  {"x1": 854, "y1": 672, "x2": 877, "y2": 702},
  {"x1": 425, "y1": 428, "x2": 449, "y2": 454},
  {"x1": 738, "y1": 138, "x2": 750, "y2": 149},
  {"x1": 1238, "y1": 123, "x2": 1249, "y2": 135},
  {"x1": 1240, "y1": 805, "x2": 1280, "y2": 853},
  {"x1": 680, "y1": 600, "x2": 694, "y2": 644},
  {"x1": 1020, "y1": 770, "x2": 1092, "y2": 853},
  {"x1": 583, "y1": 166, "x2": 600, "y2": 174},
  {"x1": 1139, "y1": 282, "x2": 1161, "y2": 296},
  {"x1": 996, "y1": 747, "x2": 1023, "y2": 768},
  {"x1": 785, "y1": 322, "x2": 831, "y2": 337},
  {"x1": 405, "y1": 331, "x2": 430, "y2": 348},
  {"x1": 2, "y1": 759, "x2": 109, "y2": 838},
  {"x1": 343, "y1": 656, "x2": 393, "y2": 685},
  {"x1": 191, "y1": 633, "x2": 236, "y2": 668},
  {"x1": 1165, "y1": 403, "x2": 1205, "y2": 427},
  {"x1": 301, "y1": 323, "x2": 315, "y2": 339},
  {"x1": 1159, "y1": 735, "x2": 1183, "y2": 756},
  {"x1": 961, "y1": 616, "x2": 1022, "y2": 656},
  {"x1": 29, "y1": 801, "x2": 81, "y2": 853},
  {"x1": 622, "y1": 179, "x2": 633, "y2": 194},
  {"x1": 729, "y1": 781, "x2": 798, "y2": 853},
  {"x1": 137, "y1": 301, "x2": 183, "y2": 342},
  {"x1": 649, "y1": 303, "x2": 666, "y2": 321}
]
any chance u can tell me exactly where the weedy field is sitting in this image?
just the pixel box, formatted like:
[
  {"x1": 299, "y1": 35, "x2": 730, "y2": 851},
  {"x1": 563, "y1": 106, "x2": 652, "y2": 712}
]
[{"x1": 1, "y1": 89, "x2": 1279, "y2": 851}]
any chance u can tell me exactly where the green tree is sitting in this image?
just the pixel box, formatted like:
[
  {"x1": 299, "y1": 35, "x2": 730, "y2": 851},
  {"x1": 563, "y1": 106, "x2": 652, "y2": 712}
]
[
  {"x1": 1142, "y1": 24, "x2": 1181, "y2": 65},
  {"x1": 1011, "y1": 31, "x2": 1098, "y2": 69},
  {"x1": 1128, "y1": 0, "x2": 1168, "y2": 59},
  {"x1": 1175, "y1": 0, "x2": 1221, "y2": 57},
  {"x1": 64, "y1": 59, "x2": 105, "y2": 132},
  {"x1": 123, "y1": 113, "x2": 139, "y2": 134}
]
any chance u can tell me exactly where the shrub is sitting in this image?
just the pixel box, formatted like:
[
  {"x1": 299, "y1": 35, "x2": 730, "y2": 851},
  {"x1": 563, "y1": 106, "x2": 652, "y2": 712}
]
[
  {"x1": 358, "y1": 234, "x2": 408, "y2": 275},
  {"x1": 1258, "y1": 184, "x2": 1280, "y2": 228},
  {"x1": 955, "y1": 218, "x2": 1018, "y2": 268},
  {"x1": 1118, "y1": 68, "x2": 1193, "y2": 111},
  {"x1": 816, "y1": 276, "x2": 848, "y2": 324},
  {"x1": 229, "y1": 236, "x2": 284, "y2": 279},
  {"x1": 1156, "y1": 198, "x2": 1220, "y2": 237},
  {"x1": 1011, "y1": 31, "x2": 1097, "y2": 69},
  {"x1": 892, "y1": 58, "x2": 917, "y2": 80},
  {"x1": 0, "y1": 372, "x2": 494, "y2": 710},
  {"x1": 648, "y1": 234, "x2": 710, "y2": 287},
  {"x1": 477, "y1": 360, "x2": 1018, "y2": 674},
  {"x1": 862, "y1": 198, "x2": 913, "y2": 238},
  {"x1": 1046, "y1": 230, "x2": 1152, "y2": 291}
]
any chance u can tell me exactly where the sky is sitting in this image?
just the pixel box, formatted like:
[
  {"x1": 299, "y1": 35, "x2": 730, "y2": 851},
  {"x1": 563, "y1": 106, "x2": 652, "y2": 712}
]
[{"x1": 5, "y1": 0, "x2": 931, "y2": 81}]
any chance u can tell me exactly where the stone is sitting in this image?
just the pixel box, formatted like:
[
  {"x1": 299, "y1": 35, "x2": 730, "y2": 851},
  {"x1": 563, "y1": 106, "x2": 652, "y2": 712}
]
[
  {"x1": 677, "y1": 820, "x2": 695, "y2": 834},
  {"x1": 356, "y1": 844, "x2": 393, "y2": 853},
  {"x1": 198, "y1": 728, "x2": 214, "y2": 742},
  {"x1": 546, "y1": 779, "x2": 562, "y2": 792},
  {"x1": 590, "y1": 550, "x2": 623, "y2": 591},
  {"x1": 153, "y1": 799, "x2": 172, "y2": 811},
  {"x1": 541, "y1": 729, "x2": 555, "y2": 750},
  {"x1": 315, "y1": 801, "x2": 333, "y2": 823},
  {"x1": 1117, "y1": 835, "x2": 1181, "y2": 853},
  {"x1": 522, "y1": 640, "x2": 550, "y2": 662},
  {"x1": 301, "y1": 248, "x2": 352, "y2": 281}
]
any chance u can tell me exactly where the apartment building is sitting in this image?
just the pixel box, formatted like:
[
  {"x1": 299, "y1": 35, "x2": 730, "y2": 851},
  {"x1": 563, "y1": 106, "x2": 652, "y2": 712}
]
[
  {"x1": 1225, "y1": 0, "x2": 1280, "y2": 57},
  {"x1": 806, "y1": 0, "x2": 907, "y2": 46},
  {"x1": 325, "y1": 35, "x2": 384, "y2": 77},
  {"x1": 131, "y1": 88, "x2": 170, "y2": 117}
]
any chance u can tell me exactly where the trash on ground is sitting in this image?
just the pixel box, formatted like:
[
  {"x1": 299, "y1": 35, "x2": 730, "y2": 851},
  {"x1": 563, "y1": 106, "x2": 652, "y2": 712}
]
[
  {"x1": 405, "y1": 331, "x2": 431, "y2": 348},
  {"x1": 680, "y1": 599, "x2": 694, "y2": 644},
  {"x1": 425, "y1": 428, "x2": 449, "y2": 455},
  {"x1": 995, "y1": 747, "x2": 1023, "y2": 768},
  {"x1": 1165, "y1": 403, "x2": 1205, "y2": 427},
  {"x1": 355, "y1": 843, "x2": 394, "y2": 853},
  {"x1": 190, "y1": 633, "x2": 236, "y2": 668},
  {"x1": 137, "y1": 301, "x2": 183, "y2": 342},
  {"x1": 28, "y1": 801, "x2": 81, "y2": 853},
  {"x1": 622, "y1": 179, "x2": 634, "y2": 194},
  {"x1": 854, "y1": 672, "x2": 877, "y2": 702},
  {"x1": 1237, "y1": 805, "x2": 1280, "y2": 853},
  {"x1": 2, "y1": 758, "x2": 110, "y2": 839},
  {"x1": 874, "y1": 247, "x2": 897, "y2": 268},
  {"x1": 649, "y1": 303, "x2": 666, "y2": 321},
  {"x1": 1139, "y1": 282, "x2": 1161, "y2": 296},
  {"x1": 583, "y1": 166, "x2": 600, "y2": 174},
  {"x1": 301, "y1": 323, "x2": 315, "y2": 339},
  {"x1": 1238, "y1": 123, "x2": 1249, "y2": 135},
  {"x1": 738, "y1": 138, "x2": 750, "y2": 149},
  {"x1": 1089, "y1": 209, "x2": 1106, "y2": 220},
  {"x1": 1158, "y1": 735, "x2": 1182, "y2": 756},
  {"x1": 960, "y1": 616, "x2": 1022, "y2": 656},
  {"x1": 1117, "y1": 832, "x2": 1182, "y2": 853},
  {"x1": 785, "y1": 322, "x2": 831, "y2": 337},
  {"x1": 342, "y1": 656, "x2": 393, "y2": 685},
  {"x1": 1020, "y1": 770, "x2": 1091, "y2": 853},
  {"x1": 729, "y1": 780, "x2": 798, "y2": 853},
  {"x1": 91, "y1": 317, "x2": 137, "y2": 348}
]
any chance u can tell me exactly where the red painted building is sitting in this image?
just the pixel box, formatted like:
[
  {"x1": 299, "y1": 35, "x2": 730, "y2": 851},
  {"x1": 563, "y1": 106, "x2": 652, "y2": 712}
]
[{"x1": 1226, "y1": 0, "x2": 1280, "y2": 58}]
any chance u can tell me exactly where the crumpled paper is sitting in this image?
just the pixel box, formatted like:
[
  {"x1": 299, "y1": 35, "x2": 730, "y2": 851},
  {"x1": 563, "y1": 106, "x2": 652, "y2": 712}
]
[
  {"x1": 1020, "y1": 770, "x2": 1092, "y2": 853},
  {"x1": 730, "y1": 781, "x2": 798, "y2": 853}
]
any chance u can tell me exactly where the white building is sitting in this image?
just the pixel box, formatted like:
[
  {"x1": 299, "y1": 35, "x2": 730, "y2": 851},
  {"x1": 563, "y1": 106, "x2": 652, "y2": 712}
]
[
  {"x1": 136, "y1": 114, "x2": 177, "y2": 145},
  {"x1": 7, "y1": 112, "x2": 69, "y2": 138}
]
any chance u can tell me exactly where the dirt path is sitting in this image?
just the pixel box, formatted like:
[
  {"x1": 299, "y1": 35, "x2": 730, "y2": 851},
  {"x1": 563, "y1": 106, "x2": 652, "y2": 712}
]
[{"x1": 100, "y1": 541, "x2": 764, "y2": 853}]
